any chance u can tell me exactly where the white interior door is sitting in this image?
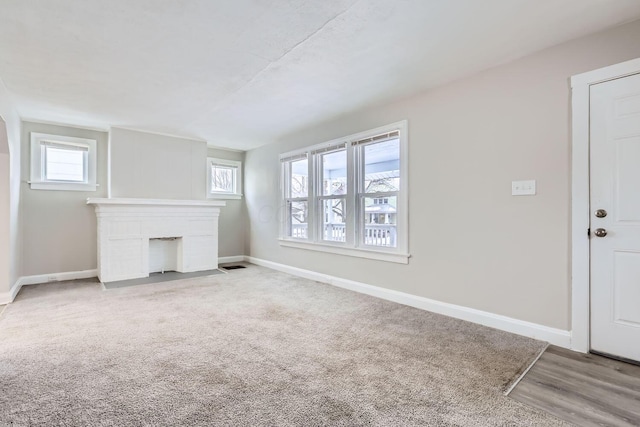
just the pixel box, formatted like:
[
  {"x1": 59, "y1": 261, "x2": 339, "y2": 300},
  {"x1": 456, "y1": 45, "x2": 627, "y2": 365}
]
[{"x1": 590, "y1": 72, "x2": 640, "y2": 363}]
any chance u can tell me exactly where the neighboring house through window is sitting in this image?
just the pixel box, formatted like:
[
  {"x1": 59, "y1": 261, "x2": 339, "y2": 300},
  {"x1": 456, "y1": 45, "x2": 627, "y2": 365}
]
[
  {"x1": 279, "y1": 121, "x2": 409, "y2": 264},
  {"x1": 29, "y1": 132, "x2": 98, "y2": 191}
]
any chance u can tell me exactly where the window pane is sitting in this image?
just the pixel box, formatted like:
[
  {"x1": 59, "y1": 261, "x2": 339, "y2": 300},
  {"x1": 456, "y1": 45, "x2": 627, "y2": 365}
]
[
  {"x1": 211, "y1": 165, "x2": 235, "y2": 193},
  {"x1": 364, "y1": 139, "x2": 400, "y2": 193},
  {"x1": 322, "y1": 150, "x2": 347, "y2": 196},
  {"x1": 322, "y1": 198, "x2": 346, "y2": 242},
  {"x1": 289, "y1": 159, "x2": 308, "y2": 198},
  {"x1": 288, "y1": 200, "x2": 308, "y2": 239},
  {"x1": 363, "y1": 196, "x2": 397, "y2": 247},
  {"x1": 45, "y1": 146, "x2": 85, "y2": 182}
]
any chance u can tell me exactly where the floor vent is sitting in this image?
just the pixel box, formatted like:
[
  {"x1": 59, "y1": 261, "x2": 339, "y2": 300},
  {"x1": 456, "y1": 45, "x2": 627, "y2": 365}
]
[{"x1": 222, "y1": 265, "x2": 246, "y2": 270}]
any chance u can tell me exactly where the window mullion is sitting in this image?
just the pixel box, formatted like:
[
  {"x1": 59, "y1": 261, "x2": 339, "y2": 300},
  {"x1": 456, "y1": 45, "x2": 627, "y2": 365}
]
[
  {"x1": 309, "y1": 152, "x2": 319, "y2": 243},
  {"x1": 355, "y1": 143, "x2": 365, "y2": 248},
  {"x1": 232, "y1": 168, "x2": 236, "y2": 193},
  {"x1": 41, "y1": 145, "x2": 47, "y2": 180},
  {"x1": 345, "y1": 142, "x2": 356, "y2": 247},
  {"x1": 281, "y1": 162, "x2": 291, "y2": 239},
  {"x1": 83, "y1": 150, "x2": 89, "y2": 183}
]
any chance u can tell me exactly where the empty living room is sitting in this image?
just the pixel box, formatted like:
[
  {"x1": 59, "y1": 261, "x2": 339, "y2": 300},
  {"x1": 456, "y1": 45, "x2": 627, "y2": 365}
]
[{"x1": 1, "y1": 1, "x2": 640, "y2": 425}]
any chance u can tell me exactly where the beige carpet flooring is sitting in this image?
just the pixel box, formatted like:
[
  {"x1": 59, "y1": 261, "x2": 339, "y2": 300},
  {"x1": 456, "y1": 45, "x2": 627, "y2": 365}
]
[{"x1": 0, "y1": 264, "x2": 568, "y2": 426}]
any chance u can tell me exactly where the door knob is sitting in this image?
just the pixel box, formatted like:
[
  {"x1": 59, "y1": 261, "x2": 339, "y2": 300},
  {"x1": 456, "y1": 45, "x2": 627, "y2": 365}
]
[
  {"x1": 594, "y1": 209, "x2": 607, "y2": 218},
  {"x1": 594, "y1": 228, "x2": 607, "y2": 237}
]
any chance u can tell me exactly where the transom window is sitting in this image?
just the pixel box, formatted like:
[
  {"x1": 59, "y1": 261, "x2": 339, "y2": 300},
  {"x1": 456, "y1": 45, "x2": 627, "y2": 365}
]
[
  {"x1": 207, "y1": 158, "x2": 242, "y2": 199},
  {"x1": 279, "y1": 121, "x2": 409, "y2": 264},
  {"x1": 29, "y1": 133, "x2": 97, "y2": 191}
]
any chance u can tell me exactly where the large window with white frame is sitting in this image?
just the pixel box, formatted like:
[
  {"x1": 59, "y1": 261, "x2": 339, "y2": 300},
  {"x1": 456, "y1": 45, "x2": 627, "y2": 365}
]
[
  {"x1": 279, "y1": 121, "x2": 408, "y2": 264},
  {"x1": 207, "y1": 157, "x2": 242, "y2": 199},
  {"x1": 29, "y1": 132, "x2": 98, "y2": 191}
]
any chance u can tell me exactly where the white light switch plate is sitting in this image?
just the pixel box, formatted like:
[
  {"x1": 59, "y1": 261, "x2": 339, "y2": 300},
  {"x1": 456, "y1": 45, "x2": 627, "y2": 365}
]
[{"x1": 512, "y1": 180, "x2": 536, "y2": 196}]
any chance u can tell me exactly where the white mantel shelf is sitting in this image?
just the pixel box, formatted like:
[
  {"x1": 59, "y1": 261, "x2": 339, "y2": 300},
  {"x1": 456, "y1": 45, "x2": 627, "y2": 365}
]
[
  {"x1": 87, "y1": 198, "x2": 226, "y2": 207},
  {"x1": 87, "y1": 198, "x2": 225, "y2": 283}
]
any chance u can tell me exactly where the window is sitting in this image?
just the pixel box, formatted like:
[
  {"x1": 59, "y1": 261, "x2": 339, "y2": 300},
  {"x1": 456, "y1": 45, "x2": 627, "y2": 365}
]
[
  {"x1": 279, "y1": 121, "x2": 408, "y2": 264},
  {"x1": 30, "y1": 133, "x2": 97, "y2": 191},
  {"x1": 282, "y1": 153, "x2": 309, "y2": 238},
  {"x1": 207, "y1": 158, "x2": 242, "y2": 199}
]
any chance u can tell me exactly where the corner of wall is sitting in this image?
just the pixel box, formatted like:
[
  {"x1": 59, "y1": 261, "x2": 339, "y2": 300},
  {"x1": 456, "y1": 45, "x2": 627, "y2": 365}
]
[{"x1": 0, "y1": 77, "x2": 23, "y2": 294}]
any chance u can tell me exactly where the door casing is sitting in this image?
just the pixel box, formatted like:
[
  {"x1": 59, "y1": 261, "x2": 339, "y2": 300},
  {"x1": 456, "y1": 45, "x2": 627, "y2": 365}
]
[{"x1": 570, "y1": 57, "x2": 640, "y2": 353}]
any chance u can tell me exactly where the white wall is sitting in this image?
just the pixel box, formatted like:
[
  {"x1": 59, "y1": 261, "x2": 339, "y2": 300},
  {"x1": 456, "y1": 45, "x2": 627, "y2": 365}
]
[
  {"x1": 110, "y1": 128, "x2": 206, "y2": 200},
  {"x1": 110, "y1": 128, "x2": 246, "y2": 258},
  {"x1": 20, "y1": 122, "x2": 108, "y2": 276},
  {"x1": 0, "y1": 78, "x2": 21, "y2": 296},
  {"x1": 0, "y1": 121, "x2": 10, "y2": 294},
  {"x1": 16, "y1": 125, "x2": 245, "y2": 279},
  {"x1": 206, "y1": 147, "x2": 247, "y2": 258},
  {"x1": 244, "y1": 19, "x2": 640, "y2": 331}
]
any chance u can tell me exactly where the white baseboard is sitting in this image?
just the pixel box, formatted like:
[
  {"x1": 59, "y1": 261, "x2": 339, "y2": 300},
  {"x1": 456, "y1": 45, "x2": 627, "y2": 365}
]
[
  {"x1": 0, "y1": 279, "x2": 23, "y2": 305},
  {"x1": 1, "y1": 257, "x2": 573, "y2": 349},
  {"x1": 0, "y1": 269, "x2": 98, "y2": 305},
  {"x1": 218, "y1": 256, "x2": 246, "y2": 264},
  {"x1": 19, "y1": 269, "x2": 98, "y2": 286},
  {"x1": 245, "y1": 256, "x2": 572, "y2": 349}
]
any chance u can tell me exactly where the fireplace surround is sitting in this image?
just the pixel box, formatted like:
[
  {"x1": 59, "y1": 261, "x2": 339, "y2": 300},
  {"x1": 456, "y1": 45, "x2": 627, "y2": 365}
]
[{"x1": 87, "y1": 198, "x2": 225, "y2": 283}]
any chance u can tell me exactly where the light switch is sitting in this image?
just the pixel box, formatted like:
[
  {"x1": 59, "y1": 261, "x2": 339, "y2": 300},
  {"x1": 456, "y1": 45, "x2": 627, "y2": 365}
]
[{"x1": 512, "y1": 180, "x2": 536, "y2": 196}]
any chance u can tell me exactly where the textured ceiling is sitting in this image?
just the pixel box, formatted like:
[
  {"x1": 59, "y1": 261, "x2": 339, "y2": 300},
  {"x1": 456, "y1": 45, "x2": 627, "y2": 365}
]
[{"x1": 1, "y1": 0, "x2": 640, "y2": 150}]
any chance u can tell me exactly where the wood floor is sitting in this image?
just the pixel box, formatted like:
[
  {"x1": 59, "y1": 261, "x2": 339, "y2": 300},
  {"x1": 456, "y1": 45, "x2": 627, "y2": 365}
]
[{"x1": 509, "y1": 345, "x2": 640, "y2": 427}]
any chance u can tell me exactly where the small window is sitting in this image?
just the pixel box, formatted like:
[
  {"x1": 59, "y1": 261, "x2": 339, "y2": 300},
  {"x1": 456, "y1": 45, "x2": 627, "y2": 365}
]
[
  {"x1": 30, "y1": 133, "x2": 97, "y2": 191},
  {"x1": 207, "y1": 158, "x2": 242, "y2": 199}
]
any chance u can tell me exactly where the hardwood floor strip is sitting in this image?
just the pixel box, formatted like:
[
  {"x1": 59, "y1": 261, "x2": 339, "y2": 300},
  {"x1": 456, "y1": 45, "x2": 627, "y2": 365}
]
[
  {"x1": 509, "y1": 345, "x2": 640, "y2": 427},
  {"x1": 543, "y1": 348, "x2": 640, "y2": 390},
  {"x1": 523, "y1": 367, "x2": 640, "y2": 422},
  {"x1": 532, "y1": 357, "x2": 640, "y2": 405},
  {"x1": 546, "y1": 345, "x2": 640, "y2": 375},
  {"x1": 511, "y1": 381, "x2": 626, "y2": 427}
]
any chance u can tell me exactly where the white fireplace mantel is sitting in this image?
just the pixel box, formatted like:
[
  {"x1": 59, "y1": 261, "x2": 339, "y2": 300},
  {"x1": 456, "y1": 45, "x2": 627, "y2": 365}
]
[
  {"x1": 87, "y1": 198, "x2": 226, "y2": 283},
  {"x1": 87, "y1": 198, "x2": 226, "y2": 207}
]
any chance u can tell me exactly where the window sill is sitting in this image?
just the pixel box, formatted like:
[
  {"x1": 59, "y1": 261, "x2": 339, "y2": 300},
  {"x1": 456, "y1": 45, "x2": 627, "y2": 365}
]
[
  {"x1": 29, "y1": 181, "x2": 98, "y2": 192},
  {"x1": 207, "y1": 193, "x2": 243, "y2": 200},
  {"x1": 278, "y1": 239, "x2": 410, "y2": 264}
]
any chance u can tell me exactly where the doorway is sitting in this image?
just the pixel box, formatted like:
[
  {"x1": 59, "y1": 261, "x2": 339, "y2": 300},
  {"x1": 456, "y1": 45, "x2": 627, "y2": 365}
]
[{"x1": 571, "y1": 58, "x2": 640, "y2": 362}]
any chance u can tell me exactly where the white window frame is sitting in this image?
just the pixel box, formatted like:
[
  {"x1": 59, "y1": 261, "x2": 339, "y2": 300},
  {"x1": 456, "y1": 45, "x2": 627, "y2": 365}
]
[
  {"x1": 316, "y1": 144, "x2": 349, "y2": 246},
  {"x1": 29, "y1": 132, "x2": 98, "y2": 191},
  {"x1": 207, "y1": 157, "x2": 242, "y2": 200},
  {"x1": 282, "y1": 152, "x2": 310, "y2": 239},
  {"x1": 279, "y1": 120, "x2": 409, "y2": 264}
]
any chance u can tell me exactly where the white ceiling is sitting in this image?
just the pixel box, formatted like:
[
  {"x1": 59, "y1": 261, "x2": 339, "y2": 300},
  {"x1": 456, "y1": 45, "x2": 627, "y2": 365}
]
[{"x1": 1, "y1": 0, "x2": 640, "y2": 150}]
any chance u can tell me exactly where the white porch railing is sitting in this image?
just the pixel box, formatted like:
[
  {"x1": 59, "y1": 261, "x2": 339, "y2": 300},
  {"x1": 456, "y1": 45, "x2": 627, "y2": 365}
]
[
  {"x1": 363, "y1": 224, "x2": 397, "y2": 247},
  {"x1": 290, "y1": 223, "x2": 396, "y2": 247},
  {"x1": 291, "y1": 223, "x2": 308, "y2": 239},
  {"x1": 324, "y1": 223, "x2": 346, "y2": 242}
]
